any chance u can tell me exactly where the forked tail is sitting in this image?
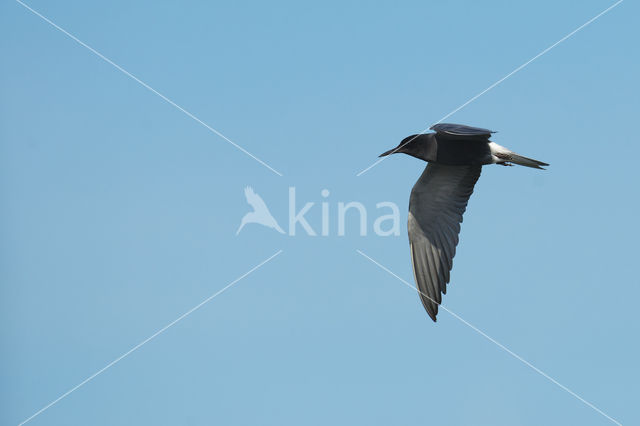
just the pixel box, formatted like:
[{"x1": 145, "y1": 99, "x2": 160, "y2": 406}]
[
  {"x1": 507, "y1": 153, "x2": 549, "y2": 169},
  {"x1": 489, "y1": 142, "x2": 549, "y2": 169}
]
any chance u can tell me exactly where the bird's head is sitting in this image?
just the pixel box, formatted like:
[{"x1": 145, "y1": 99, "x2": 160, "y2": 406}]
[{"x1": 379, "y1": 134, "x2": 436, "y2": 162}]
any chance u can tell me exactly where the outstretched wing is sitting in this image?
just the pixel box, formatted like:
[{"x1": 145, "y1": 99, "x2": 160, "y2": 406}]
[
  {"x1": 408, "y1": 164, "x2": 482, "y2": 321},
  {"x1": 244, "y1": 186, "x2": 270, "y2": 212},
  {"x1": 430, "y1": 123, "x2": 494, "y2": 140}
]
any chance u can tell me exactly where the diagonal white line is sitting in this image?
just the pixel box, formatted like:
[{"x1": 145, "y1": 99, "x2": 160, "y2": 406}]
[
  {"x1": 18, "y1": 250, "x2": 283, "y2": 426},
  {"x1": 15, "y1": 0, "x2": 283, "y2": 177},
  {"x1": 356, "y1": 249, "x2": 622, "y2": 426},
  {"x1": 356, "y1": 0, "x2": 624, "y2": 177}
]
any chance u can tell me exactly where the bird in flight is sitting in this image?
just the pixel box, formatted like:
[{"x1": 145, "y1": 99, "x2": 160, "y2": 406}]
[
  {"x1": 379, "y1": 123, "x2": 548, "y2": 321},
  {"x1": 236, "y1": 186, "x2": 285, "y2": 235}
]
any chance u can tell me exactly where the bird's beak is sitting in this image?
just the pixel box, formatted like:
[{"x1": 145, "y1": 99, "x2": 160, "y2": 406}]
[{"x1": 379, "y1": 147, "x2": 398, "y2": 157}]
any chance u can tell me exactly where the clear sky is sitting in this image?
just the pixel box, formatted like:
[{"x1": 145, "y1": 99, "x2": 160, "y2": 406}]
[{"x1": 1, "y1": 1, "x2": 639, "y2": 425}]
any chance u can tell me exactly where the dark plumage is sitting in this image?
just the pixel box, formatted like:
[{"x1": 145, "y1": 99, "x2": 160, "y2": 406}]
[{"x1": 380, "y1": 123, "x2": 548, "y2": 321}]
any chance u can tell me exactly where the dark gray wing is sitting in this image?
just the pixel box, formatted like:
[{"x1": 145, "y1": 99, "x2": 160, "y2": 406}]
[
  {"x1": 430, "y1": 123, "x2": 495, "y2": 140},
  {"x1": 408, "y1": 163, "x2": 482, "y2": 321}
]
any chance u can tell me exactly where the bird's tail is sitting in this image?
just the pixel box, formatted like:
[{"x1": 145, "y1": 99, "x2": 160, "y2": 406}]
[
  {"x1": 508, "y1": 153, "x2": 549, "y2": 169},
  {"x1": 490, "y1": 143, "x2": 549, "y2": 169}
]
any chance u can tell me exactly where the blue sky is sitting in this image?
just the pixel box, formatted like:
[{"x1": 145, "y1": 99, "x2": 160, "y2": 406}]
[{"x1": 1, "y1": 0, "x2": 639, "y2": 425}]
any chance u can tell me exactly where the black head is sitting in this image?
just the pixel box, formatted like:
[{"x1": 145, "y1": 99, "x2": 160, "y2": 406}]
[{"x1": 379, "y1": 134, "x2": 436, "y2": 162}]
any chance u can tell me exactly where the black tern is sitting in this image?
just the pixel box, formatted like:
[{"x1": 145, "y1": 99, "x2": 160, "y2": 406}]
[{"x1": 380, "y1": 123, "x2": 548, "y2": 321}]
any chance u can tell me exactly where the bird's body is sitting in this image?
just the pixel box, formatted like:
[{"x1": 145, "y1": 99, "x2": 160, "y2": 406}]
[
  {"x1": 380, "y1": 123, "x2": 548, "y2": 321},
  {"x1": 412, "y1": 133, "x2": 492, "y2": 165}
]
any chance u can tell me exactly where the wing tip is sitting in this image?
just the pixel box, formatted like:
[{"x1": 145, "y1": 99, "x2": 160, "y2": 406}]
[{"x1": 420, "y1": 295, "x2": 439, "y2": 322}]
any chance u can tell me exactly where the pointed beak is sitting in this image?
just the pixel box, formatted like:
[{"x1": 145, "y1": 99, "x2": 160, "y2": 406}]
[{"x1": 379, "y1": 147, "x2": 398, "y2": 157}]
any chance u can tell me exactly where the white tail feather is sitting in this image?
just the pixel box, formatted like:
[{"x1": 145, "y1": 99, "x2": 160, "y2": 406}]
[{"x1": 488, "y1": 142, "x2": 548, "y2": 169}]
